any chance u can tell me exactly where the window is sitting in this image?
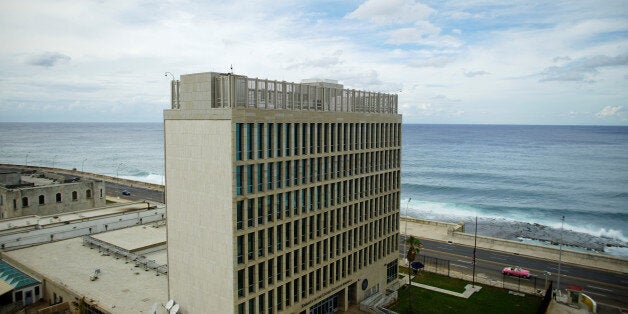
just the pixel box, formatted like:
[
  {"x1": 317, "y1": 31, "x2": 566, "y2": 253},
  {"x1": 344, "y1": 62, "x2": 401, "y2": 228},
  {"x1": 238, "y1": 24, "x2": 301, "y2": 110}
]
[
  {"x1": 237, "y1": 236, "x2": 244, "y2": 264},
  {"x1": 56, "y1": 193, "x2": 62, "y2": 203},
  {"x1": 86, "y1": 189, "x2": 92, "y2": 199},
  {"x1": 247, "y1": 123, "x2": 253, "y2": 160},
  {"x1": 236, "y1": 123, "x2": 242, "y2": 161},
  {"x1": 236, "y1": 201, "x2": 243, "y2": 230},
  {"x1": 237, "y1": 269, "x2": 245, "y2": 297},
  {"x1": 38, "y1": 195, "x2": 45, "y2": 205},
  {"x1": 236, "y1": 166, "x2": 243, "y2": 195},
  {"x1": 72, "y1": 191, "x2": 78, "y2": 201},
  {"x1": 22, "y1": 197, "x2": 28, "y2": 207},
  {"x1": 387, "y1": 260, "x2": 398, "y2": 283},
  {"x1": 247, "y1": 165, "x2": 253, "y2": 194}
]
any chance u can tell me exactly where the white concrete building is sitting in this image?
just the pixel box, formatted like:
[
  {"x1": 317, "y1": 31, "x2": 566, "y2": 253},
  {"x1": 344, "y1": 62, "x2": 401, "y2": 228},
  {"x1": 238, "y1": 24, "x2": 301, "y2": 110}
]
[{"x1": 164, "y1": 72, "x2": 402, "y2": 313}]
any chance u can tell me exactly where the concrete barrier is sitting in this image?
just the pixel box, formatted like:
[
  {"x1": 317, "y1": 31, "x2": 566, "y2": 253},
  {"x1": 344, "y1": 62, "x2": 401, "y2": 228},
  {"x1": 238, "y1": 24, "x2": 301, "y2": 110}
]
[
  {"x1": 0, "y1": 164, "x2": 164, "y2": 191},
  {"x1": 401, "y1": 217, "x2": 627, "y2": 274}
]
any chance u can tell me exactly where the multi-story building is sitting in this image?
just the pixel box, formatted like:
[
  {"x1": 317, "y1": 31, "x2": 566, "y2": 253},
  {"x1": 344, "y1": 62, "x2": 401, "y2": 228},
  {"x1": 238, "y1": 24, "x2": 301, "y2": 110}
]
[
  {"x1": 0, "y1": 171, "x2": 105, "y2": 219},
  {"x1": 164, "y1": 72, "x2": 401, "y2": 313}
]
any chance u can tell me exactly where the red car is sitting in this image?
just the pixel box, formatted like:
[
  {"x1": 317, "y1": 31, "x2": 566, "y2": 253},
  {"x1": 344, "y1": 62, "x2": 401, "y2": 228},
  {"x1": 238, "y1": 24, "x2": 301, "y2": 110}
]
[{"x1": 502, "y1": 266, "x2": 531, "y2": 278}]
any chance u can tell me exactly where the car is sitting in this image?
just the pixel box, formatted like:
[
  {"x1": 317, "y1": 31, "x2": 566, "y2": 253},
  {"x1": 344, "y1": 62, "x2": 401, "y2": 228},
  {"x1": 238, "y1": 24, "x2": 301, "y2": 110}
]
[
  {"x1": 122, "y1": 190, "x2": 131, "y2": 196},
  {"x1": 502, "y1": 266, "x2": 531, "y2": 278}
]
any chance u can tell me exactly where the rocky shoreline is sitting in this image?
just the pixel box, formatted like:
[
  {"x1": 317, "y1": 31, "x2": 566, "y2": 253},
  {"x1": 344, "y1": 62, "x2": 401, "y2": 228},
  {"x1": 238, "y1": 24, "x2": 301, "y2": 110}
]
[{"x1": 447, "y1": 217, "x2": 626, "y2": 255}]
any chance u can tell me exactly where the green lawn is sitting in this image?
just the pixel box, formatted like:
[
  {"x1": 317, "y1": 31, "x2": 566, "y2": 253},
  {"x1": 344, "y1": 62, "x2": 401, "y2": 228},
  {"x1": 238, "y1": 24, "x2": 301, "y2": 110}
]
[
  {"x1": 390, "y1": 271, "x2": 543, "y2": 314},
  {"x1": 402, "y1": 267, "x2": 467, "y2": 293}
]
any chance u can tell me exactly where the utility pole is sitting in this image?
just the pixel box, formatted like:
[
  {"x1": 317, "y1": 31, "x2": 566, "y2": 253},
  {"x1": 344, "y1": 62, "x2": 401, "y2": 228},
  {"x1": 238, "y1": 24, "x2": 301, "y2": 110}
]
[
  {"x1": 472, "y1": 216, "x2": 478, "y2": 288},
  {"x1": 404, "y1": 198, "x2": 411, "y2": 264},
  {"x1": 557, "y1": 216, "x2": 565, "y2": 295}
]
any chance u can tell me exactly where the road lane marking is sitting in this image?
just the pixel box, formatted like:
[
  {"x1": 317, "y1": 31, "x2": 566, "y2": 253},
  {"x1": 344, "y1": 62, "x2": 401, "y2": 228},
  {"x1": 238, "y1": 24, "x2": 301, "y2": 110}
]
[
  {"x1": 456, "y1": 259, "x2": 472, "y2": 264},
  {"x1": 582, "y1": 291, "x2": 607, "y2": 297},
  {"x1": 587, "y1": 285, "x2": 613, "y2": 292}
]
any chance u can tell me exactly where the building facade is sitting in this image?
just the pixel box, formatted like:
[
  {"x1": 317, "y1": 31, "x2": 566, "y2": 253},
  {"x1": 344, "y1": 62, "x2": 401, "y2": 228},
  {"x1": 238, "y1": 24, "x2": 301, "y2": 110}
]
[
  {"x1": 0, "y1": 171, "x2": 106, "y2": 219},
  {"x1": 164, "y1": 72, "x2": 401, "y2": 313}
]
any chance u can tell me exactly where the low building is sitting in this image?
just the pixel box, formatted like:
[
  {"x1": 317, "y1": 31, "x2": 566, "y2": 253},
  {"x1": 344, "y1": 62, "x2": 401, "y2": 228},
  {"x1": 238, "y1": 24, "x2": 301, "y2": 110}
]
[
  {"x1": 0, "y1": 171, "x2": 106, "y2": 219},
  {"x1": 0, "y1": 260, "x2": 42, "y2": 310},
  {"x1": 0, "y1": 224, "x2": 167, "y2": 313}
]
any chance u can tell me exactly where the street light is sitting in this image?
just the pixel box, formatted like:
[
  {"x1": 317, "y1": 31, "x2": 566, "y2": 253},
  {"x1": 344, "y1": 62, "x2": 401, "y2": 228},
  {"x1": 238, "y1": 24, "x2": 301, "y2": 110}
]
[
  {"x1": 557, "y1": 216, "x2": 565, "y2": 295},
  {"x1": 164, "y1": 72, "x2": 174, "y2": 80},
  {"x1": 116, "y1": 163, "x2": 124, "y2": 178},
  {"x1": 404, "y1": 197, "x2": 411, "y2": 264},
  {"x1": 25, "y1": 152, "x2": 30, "y2": 166},
  {"x1": 82, "y1": 158, "x2": 87, "y2": 172},
  {"x1": 52, "y1": 155, "x2": 58, "y2": 168}
]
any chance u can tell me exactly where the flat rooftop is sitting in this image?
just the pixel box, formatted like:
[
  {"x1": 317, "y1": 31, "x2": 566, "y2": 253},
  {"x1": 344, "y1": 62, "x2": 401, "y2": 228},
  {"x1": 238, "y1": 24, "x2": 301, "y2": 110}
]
[
  {"x1": 2, "y1": 224, "x2": 167, "y2": 313},
  {"x1": 0, "y1": 201, "x2": 151, "y2": 231}
]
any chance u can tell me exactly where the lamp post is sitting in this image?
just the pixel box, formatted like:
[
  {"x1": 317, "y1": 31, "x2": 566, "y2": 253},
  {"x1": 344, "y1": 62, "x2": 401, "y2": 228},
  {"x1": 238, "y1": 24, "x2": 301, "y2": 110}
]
[
  {"x1": 472, "y1": 216, "x2": 478, "y2": 288},
  {"x1": 164, "y1": 72, "x2": 174, "y2": 80},
  {"x1": 25, "y1": 152, "x2": 30, "y2": 166},
  {"x1": 404, "y1": 197, "x2": 411, "y2": 264},
  {"x1": 116, "y1": 163, "x2": 124, "y2": 178},
  {"x1": 557, "y1": 216, "x2": 565, "y2": 295},
  {"x1": 52, "y1": 155, "x2": 58, "y2": 168},
  {"x1": 82, "y1": 158, "x2": 87, "y2": 172}
]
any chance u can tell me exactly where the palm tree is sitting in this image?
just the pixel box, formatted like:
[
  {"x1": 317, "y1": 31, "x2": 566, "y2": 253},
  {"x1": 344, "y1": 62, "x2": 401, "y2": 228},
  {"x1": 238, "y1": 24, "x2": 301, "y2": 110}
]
[{"x1": 405, "y1": 236, "x2": 423, "y2": 264}]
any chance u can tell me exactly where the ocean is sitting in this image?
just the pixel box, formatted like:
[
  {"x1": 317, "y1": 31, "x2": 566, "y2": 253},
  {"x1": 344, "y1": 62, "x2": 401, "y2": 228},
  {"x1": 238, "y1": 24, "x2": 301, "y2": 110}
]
[{"x1": 1, "y1": 122, "x2": 627, "y2": 257}]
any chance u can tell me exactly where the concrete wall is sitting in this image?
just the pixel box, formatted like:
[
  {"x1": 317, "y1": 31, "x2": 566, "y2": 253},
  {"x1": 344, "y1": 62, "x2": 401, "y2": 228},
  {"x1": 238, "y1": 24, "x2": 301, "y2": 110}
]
[
  {"x1": 1, "y1": 180, "x2": 105, "y2": 219},
  {"x1": 450, "y1": 231, "x2": 627, "y2": 273},
  {"x1": 165, "y1": 118, "x2": 235, "y2": 314},
  {"x1": 0, "y1": 164, "x2": 164, "y2": 192}
]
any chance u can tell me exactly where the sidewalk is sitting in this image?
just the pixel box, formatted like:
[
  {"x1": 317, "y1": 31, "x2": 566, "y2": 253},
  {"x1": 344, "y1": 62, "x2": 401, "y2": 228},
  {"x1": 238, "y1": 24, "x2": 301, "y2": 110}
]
[{"x1": 401, "y1": 274, "x2": 482, "y2": 298}]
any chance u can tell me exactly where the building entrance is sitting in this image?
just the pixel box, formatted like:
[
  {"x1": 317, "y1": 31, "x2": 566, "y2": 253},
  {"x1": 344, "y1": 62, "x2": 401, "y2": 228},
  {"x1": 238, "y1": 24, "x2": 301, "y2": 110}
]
[{"x1": 310, "y1": 293, "x2": 339, "y2": 314}]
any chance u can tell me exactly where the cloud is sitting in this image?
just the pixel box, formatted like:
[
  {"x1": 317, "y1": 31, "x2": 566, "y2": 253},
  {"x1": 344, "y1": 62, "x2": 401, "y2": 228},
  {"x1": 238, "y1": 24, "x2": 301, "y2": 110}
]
[
  {"x1": 346, "y1": 0, "x2": 434, "y2": 25},
  {"x1": 386, "y1": 24, "x2": 462, "y2": 48},
  {"x1": 408, "y1": 56, "x2": 455, "y2": 68},
  {"x1": 552, "y1": 56, "x2": 571, "y2": 63},
  {"x1": 540, "y1": 53, "x2": 628, "y2": 82},
  {"x1": 26, "y1": 52, "x2": 71, "y2": 67},
  {"x1": 596, "y1": 105, "x2": 624, "y2": 118},
  {"x1": 463, "y1": 70, "x2": 490, "y2": 77},
  {"x1": 285, "y1": 50, "x2": 344, "y2": 70}
]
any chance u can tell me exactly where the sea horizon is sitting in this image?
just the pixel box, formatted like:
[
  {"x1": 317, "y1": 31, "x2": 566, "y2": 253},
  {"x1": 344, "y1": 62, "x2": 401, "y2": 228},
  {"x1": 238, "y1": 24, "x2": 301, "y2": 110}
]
[{"x1": 1, "y1": 122, "x2": 626, "y2": 257}]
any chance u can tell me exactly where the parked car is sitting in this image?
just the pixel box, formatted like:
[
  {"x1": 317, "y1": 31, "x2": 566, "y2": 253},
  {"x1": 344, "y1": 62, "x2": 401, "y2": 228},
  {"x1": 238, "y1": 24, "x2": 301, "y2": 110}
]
[
  {"x1": 502, "y1": 266, "x2": 531, "y2": 278},
  {"x1": 122, "y1": 190, "x2": 131, "y2": 196}
]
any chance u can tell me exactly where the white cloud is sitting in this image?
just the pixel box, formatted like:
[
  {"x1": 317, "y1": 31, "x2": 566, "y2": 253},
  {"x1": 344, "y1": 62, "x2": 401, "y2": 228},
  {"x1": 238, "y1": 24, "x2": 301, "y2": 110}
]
[
  {"x1": 540, "y1": 53, "x2": 628, "y2": 82},
  {"x1": 596, "y1": 105, "x2": 624, "y2": 118},
  {"x1": 463, "y1": 70, "x2": 490, "y2": 77},
  {"x1": 25, "y1": 51, "x2": 71, "y2": 67},
  {"x1": 0, "y1": 1, "x2": 626, "y2": 125},
  {"x1": 346, "y1": 0, "x2": 434, "y2": 25}
]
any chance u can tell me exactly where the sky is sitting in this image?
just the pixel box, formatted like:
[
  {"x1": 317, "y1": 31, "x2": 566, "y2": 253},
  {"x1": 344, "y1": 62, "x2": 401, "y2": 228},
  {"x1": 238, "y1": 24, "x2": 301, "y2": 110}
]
[{"x1": 0, "y1": 0, "x2": 626, "y2": 125}]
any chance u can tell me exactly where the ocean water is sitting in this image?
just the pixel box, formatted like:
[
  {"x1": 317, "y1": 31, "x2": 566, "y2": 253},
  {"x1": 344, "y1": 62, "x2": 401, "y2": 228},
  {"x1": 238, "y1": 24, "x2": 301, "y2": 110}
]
[
  {"x1": 402, "y1": 124, "x2": 628, "y2": 256},
  {"x1": 0, "y1": 123, "x2": 626, "y2": 256}
]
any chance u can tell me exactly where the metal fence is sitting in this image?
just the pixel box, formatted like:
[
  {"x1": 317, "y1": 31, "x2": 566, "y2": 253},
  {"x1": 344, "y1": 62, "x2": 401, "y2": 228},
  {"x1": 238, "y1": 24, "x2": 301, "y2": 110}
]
[
  {"x1": 411, "y1": 254, "x2": 550, "y2": 295},
  {"x1": 82, "y1": 236, "x2": 167, "y2": 275}
]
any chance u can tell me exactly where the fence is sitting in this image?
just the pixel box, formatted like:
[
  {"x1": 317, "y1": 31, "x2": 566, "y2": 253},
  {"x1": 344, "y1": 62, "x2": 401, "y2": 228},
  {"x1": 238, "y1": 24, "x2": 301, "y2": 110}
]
[{"x1": 411, "y1": 254, "x2": 550, "y2": 295}]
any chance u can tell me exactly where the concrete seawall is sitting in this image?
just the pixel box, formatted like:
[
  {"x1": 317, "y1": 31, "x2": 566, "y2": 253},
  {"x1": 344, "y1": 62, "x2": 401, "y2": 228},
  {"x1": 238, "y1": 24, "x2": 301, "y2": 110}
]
[
  {"x1": 0, "y1": 164, "x2": 164, "y2": 192},
  {"x1": 402, "y1": 217, "x2": 627, "y2": 274}
]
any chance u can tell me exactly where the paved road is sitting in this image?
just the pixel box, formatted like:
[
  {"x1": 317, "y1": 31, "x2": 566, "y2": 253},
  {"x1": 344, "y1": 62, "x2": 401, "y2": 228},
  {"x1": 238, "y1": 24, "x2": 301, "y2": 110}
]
[
  {"x1": 411, "y1": 238, "x2": 628, "y2": 313},
  {"x1": 106, "y1": 181, "x2": 165, "y2": 204}
]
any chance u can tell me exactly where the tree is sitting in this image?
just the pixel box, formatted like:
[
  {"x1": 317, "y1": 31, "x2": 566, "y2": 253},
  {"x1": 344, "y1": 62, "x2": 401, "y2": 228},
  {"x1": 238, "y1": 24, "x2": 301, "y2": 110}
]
[
  {"x1": 405, "y1": 236, "x2": 423, "y2": 264},
  {"x1": 405, "y1": 236, "x2": 423, "y2": 313}
]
